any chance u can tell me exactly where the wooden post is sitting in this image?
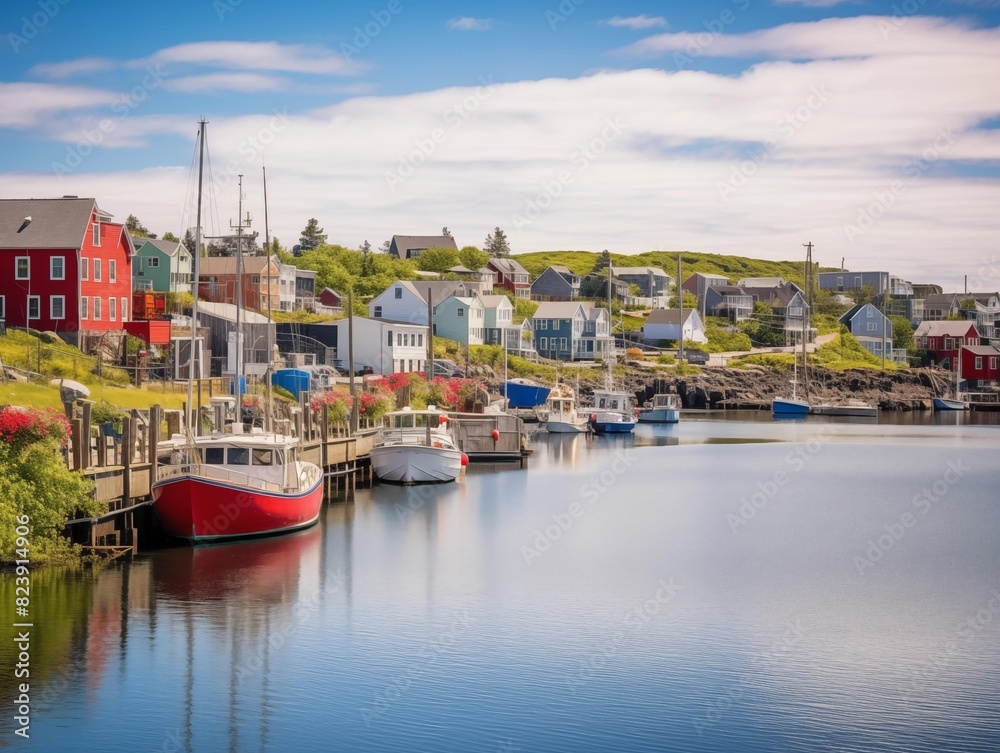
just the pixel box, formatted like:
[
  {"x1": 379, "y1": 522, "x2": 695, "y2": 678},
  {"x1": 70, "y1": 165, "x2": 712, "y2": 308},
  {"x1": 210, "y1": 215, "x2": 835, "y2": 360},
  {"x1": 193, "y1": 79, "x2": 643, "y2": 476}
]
[
  {"x1": 71, "y1": 418, "x2": 83, "y2": 470},
  {"x1": 321, "y1": 409, "x2": 329, "y2": 498},
  {"x1": 150, "y1": 405, "x2": 162, "y2": 484},
  {"x1": 122, "y1": 416, "x2": 133, "y2": 504},
  {"x1": 81, "y1": 402, "x2": 92, "y2": 470}
]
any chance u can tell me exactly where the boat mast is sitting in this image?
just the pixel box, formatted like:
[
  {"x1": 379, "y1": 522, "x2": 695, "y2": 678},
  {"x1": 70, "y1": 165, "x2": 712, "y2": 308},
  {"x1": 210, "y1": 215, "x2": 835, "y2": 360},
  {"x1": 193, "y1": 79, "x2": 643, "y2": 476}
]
[
  {"x1": 803, "y1": 241, "x2": 813, "y2": 399},
  {"x1": 187, "y1": 120, "x2": 206, "y2": 438},
  {"x1": 677, "y1": 253, "x2": 685, "y2": 362},
  {"x1": 262, "y1": 165, "x2": 273, "y2": 433},
  {"x1": 234, "y1": 175, "x2": 244, "y2": 398},
  {"x1": 606, "y1": 256, "x2": 613, "y2": 391}
]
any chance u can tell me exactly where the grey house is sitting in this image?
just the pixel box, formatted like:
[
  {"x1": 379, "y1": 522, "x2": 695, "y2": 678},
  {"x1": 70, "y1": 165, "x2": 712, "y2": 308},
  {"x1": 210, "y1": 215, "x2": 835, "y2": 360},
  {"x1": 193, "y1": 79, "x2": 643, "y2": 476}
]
[
  {"x1": 743, "y1": 283, "x2": 812, "y2": 345},
  {"x1": 839, "y1": 303, "x2": 906, "y2": 362},
  {"x1": 530, "y1": 265, "x2": 581, "y2": 301},
  {"x1": 923, "y1": 293, "x2": 962, "y2": 321},
  {"x1": 818, "y1": 270, "x2": 911, "y2": 297},
  {"x1": 388, "y1": 234, "x2": 458, "y2": 260},
  {"x1": 614, "y1": 266, "x2": 672, "y2": 298},
  {"x1": 705, "y1": 285, "x2": 754, "y2": 322}
]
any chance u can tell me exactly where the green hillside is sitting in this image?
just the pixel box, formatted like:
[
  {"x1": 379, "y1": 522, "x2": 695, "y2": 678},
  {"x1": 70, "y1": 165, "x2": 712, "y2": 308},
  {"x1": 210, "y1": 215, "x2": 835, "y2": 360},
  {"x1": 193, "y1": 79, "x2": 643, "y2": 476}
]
[{"x1": 514, "y1": 250, "x2": 832, "y2": 287}]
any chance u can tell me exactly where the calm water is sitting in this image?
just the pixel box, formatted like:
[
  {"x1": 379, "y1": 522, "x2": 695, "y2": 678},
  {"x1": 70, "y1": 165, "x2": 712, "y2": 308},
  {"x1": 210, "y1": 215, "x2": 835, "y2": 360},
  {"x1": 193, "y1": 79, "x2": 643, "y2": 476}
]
[{"x1": 3, "y1": 417, "x2": 1000, "y2": 752}]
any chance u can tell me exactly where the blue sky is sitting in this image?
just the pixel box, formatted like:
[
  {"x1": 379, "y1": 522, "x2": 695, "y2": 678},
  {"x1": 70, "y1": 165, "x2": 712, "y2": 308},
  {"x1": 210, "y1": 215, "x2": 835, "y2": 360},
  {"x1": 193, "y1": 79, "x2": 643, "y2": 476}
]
[{"x1": 2, "y1": 0, "x2": 999, "y2": 287}]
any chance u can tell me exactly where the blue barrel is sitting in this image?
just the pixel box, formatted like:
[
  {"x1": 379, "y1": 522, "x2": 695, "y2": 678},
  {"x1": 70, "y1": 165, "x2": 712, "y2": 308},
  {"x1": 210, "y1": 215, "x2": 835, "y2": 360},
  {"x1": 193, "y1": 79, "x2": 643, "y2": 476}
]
[
  {"x1": 271, "y1": 369, "x2": 310, "y2": 398},
  {"x1": 230, "y1": 375, "x2": 247, "y2": 396}
]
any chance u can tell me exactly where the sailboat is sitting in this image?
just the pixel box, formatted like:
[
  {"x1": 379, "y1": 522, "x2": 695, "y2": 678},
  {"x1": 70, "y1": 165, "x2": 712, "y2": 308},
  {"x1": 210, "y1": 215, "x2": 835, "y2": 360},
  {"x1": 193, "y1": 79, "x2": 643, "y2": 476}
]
[
  {"x1": 772, "y1": 358, "x2": 810, "y2": 416},
  {"x1": 589, "y1": 262, "x2": 636, "y2": 434},
  {"x1": 934, "y1": 346, "x2": 969, "y2": 411},
  {"x1": 152, "y1": 121, "x2": 324, "y2": 542}
]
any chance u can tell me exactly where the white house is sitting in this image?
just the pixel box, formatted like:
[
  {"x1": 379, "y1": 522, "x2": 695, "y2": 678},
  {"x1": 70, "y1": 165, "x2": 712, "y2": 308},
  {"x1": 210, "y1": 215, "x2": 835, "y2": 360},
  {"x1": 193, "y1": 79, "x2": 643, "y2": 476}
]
[
  {"x1": 643, "y1": 308, "x2": 708, "y2": 344},
  {"x1": 369, "y1": 280, "x2": 483, "y2": 324},
  {"x1": 276, "y1": 258, "x2": 298, "y2": 311},
  {"x1": 480, "y1": 294, "x2": 514, "y2": 346},
  {"x1": 433, "y1": 295, "x2": 486, "y2": 346},
  {"x1": 327, "y1": 316, "x2": 429, "y2": 375}
]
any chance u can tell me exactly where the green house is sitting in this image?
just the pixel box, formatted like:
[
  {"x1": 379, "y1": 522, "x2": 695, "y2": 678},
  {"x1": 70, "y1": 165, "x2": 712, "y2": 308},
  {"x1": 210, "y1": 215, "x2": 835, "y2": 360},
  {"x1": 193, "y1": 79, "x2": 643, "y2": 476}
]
[{"x1": 131, "y1": 237, "x2": 192, "y2": 294}]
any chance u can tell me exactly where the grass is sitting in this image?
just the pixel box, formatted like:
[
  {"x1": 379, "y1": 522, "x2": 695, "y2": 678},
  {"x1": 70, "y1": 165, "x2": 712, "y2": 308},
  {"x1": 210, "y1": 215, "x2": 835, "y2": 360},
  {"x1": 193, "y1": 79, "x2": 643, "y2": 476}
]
[
  {"x1": 728, "y1": 353, "x2": 796, "y2": 370},
  {"x1": 810, "y1": 333, "x2": 904, "y2": 371},
  {"x1": 1, "y1": 381, "x2": 190, "y2": 411},
  {"x1": 813, "y1": 313, "x2": 842, "y2": 336}
]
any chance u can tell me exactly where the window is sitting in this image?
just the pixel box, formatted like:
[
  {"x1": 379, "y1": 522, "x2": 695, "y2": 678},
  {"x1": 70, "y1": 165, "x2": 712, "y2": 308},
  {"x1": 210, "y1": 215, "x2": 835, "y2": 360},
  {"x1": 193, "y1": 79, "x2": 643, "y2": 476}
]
[
  {"x1": 561, "y1": 337, "x2": 568, "y2": 350},
  {"x1": 15, "y1": 257, "x2": 29, "y2": 280},
  {"x1": 121, "y1": 297, "x2": 127, "y2": 321},
  {"x1": 394, "y1": 287, "x2": 402, "y2": 299},
  {"x1": 81, "y1": 297, "x2": 88, "y2": 319},
  {"x1": 0, "y1": 296, "x2": 4, "y2": 320},
  {"x1": 854, "y1": 276, "x2": 861, "y2": 287},
  {"x1": 389, "y1": 330, "x2": 395, "y2": 347},
  {"x1": 874, "y1": 342, "x2": 882, "y2": 351},
  {"x1": 82, "y1": 257, "x2": 89, "y2": 280},
  {"x1": 92, "y1": 223, "x2": 100, "y2": 246},
  {"x1": 457, "y1": 308, "x2": 464, "y2": 317},
  {"x1": 251, "y1": 275, "x2": 260, "y2": 284},
  {"x1": 205, "y1": 447, "x2": 225, "y2": 464},
  {"x1": 146, "y1": 256, "x2": 159, "y2": 268},
  {"x1": 539, "y1": 337, "x2": 547, "y2": 350},
  {"x1": 93, "y1": 297, "x2": 101, "y2": 320},
  {"x1": 227, "y1": 447, "x2": 250, "y2": 465},
  {"x1": 397, "y1": 333, "x2": 403, "y2": 346},
  {"x1": 539, "y1": 319, "x2": 547, "y2": 330},
  {"x1": 866, "y1": 308, "x2": 873, "y2": 318},
  {"x1": 867, "y1": 323, "x2": 877, "y2": 332},
  {"x1": 94, "y1": 258, "x2": 102, "y2": 282},
  {"x1": 945, "y1": 338, "x2": 954, "y2": 350},
  {"x1": 109, "y1": 259, "x2": 117, "y2": 283},
  {"x1": 991, "y1": 357, "x2": 998, "y2": 370},
  {"x1": 836, "y1": 276, "x2": 843, "y2": 286},
  {"x1": 27, "y1": 296, "x2": 39, "y2": 320},
  {"x1": 109, "y1": 297, "x2": 116, "y2": 321},
  {"x1": 50, "y1": 256, "x2": 65, "y2": 280},
  {"x1": 373, "y1": 305, "x2": 382, "y2": 318},
  {"x1": 50, "y1": 296, "x2": 65, "y2": 319},
  {"x1": 252, "y1": 449, "x2": 274, "y2": 466},
  {"x1": 418, "y1": 334, "x2": 424, "y2": 347}
]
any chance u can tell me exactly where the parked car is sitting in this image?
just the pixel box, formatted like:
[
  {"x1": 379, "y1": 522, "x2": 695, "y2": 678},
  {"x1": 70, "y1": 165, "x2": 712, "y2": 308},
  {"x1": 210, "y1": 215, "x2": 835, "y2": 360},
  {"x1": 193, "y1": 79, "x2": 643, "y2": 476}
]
[
  {"x1": 683, "y1": 349, "x2": 710, "y2": 365},
  {"x1": 432, "y1": 360, "x2": 464, "y2": 378}
]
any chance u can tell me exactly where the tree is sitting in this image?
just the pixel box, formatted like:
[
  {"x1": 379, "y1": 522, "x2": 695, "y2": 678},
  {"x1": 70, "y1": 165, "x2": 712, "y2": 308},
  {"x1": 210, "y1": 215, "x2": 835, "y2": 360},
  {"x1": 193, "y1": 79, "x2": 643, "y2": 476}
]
[
  {"x1": 299, "y1": 218, "x2": 328, "y2": 251},
  {"x1": 125, "y1": 214, "x2": 156, "y2": 238},
  {"x1": 182, "y1": 228, "x2": 199, "y2": 256},
  {"x1": 668, "y1": 290, "x2": 699, "y2": 309},
  {"x1": 359, "y1": 240, "x2": 372, "y2": 255},
  {"x1": 458, "y1": 245, "x2": 489, "y2": 270},
  {"x1": 889, "y1": 315, "x2": 914, "y2": 352},
  {"x1": 738, "y1": 301, "x2": 785, "y2": 347},
  {"x1": 591, "y1": 249, "x2": 612, "y2": 274},
  {"x1": 417, "y1": 247, "x2": 460, "y2": 273},
  {"x1": 162, "y1": 231, "x2": 179, "y2": 243},
  {"x1": 484, "y1": 227, "x2": 510, "y2": 257},
  {"x1": 379, "y1": 239, "x2": 392, "y2": 254}
]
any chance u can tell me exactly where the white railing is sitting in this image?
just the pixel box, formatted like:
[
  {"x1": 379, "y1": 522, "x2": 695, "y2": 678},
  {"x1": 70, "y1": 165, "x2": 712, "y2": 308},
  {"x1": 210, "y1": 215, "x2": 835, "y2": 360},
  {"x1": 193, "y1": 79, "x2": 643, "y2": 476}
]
[{"x1": 157, "y1": 463, "x2": 294, "y2": 493}]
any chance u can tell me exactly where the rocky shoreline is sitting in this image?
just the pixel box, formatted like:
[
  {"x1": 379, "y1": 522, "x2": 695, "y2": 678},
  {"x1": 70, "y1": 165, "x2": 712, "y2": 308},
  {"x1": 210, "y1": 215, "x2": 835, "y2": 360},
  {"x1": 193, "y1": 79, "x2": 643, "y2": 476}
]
[{"x1": 475, "y1": 362, "x2": 958, "y2": 411}]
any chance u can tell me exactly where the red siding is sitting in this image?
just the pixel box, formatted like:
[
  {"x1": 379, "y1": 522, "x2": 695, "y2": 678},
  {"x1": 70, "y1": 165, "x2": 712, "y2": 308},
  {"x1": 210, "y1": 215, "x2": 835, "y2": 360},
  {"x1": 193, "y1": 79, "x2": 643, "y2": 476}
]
[
  {"x1": 79, "y1": 214, "x2": 132, "y2": 332},
  {"x1": 0, "y1": 247, "x2": 78, "y2": 336}
]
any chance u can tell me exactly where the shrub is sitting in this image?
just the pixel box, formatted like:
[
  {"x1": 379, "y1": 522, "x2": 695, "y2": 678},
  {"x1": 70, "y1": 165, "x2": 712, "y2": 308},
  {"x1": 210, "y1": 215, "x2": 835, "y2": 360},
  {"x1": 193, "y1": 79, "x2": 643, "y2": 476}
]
[
  {"x1": 309, "y1": 390, "x2": 353, "y2": 424},
  {"x1": 626, "y1": 348, "x2": 643, "y2": 360},
  {"x1": 655, "y1": 353, "x2": 676, "y2": 365}
]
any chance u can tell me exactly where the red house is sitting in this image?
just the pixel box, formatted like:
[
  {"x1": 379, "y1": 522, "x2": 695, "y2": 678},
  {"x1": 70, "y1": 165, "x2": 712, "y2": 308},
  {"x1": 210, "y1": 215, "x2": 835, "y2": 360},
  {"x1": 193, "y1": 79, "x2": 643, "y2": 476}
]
[
  {"x1": 487, "y1": 257, "x2": 531, "y2": 299},
  {"x1": 318, "y1": 287, "x2": 343, "y2": 309},
  {"x1": 960, "y1": 344, "x2": 1000, "y2": 387},
  {"x1": 913, "y1": 320, "x2": 980, "y2": 371},
  {"x1": 0, "y1": 197, "x2": 133, "y2": 345}
]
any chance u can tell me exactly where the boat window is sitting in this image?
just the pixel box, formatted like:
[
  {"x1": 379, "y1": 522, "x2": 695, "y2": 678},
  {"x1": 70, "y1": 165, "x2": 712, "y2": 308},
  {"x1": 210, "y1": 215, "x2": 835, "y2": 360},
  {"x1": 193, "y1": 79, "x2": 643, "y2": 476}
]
[
  {"x1": 610, "y1": 399, "x2": 619, "y2": 410},
  {"x1": 599, "y1": 398, "x2": 606, "y2": 408},
  {"x1": 400, "y1": 414, "x2": 413, "y2": 428},
  {"x1": 227, "y1": 447, "x2": 250, "y2": 465},
  {"x1": 252, "y1": 448, "x2": 274, "y2": 466},
  {"x1": 204, "y1": 447, "x2": 225, "y2": 464}
]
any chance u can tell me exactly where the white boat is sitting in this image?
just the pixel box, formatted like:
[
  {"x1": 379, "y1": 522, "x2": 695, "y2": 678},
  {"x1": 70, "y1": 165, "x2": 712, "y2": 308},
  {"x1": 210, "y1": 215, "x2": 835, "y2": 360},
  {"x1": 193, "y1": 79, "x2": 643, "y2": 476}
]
[
  {"x1": 810, "y1": 401, "x2": 878, "y2": 418},
  {"x1": 536, "y1": 386, "x2": 590, "y2": 434},
  {"x1": 637, "y1": 393, "x2": 681, "y2": 423},
  {"x1": 588, "y1": 388, "x2": 637, "y2": 434},
  {"x1": 371, "y1": 407, "x2": 466, "y2": 484}
]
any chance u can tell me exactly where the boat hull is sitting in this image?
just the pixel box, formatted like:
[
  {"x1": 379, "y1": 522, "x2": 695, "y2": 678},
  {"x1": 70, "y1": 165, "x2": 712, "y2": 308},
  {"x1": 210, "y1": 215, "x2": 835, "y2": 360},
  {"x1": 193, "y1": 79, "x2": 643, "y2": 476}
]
[
  {"x1": 810, "y1": 404, "x2": 878, "y2": 418},
  {"x1": 545, "y1": 419, "x2": 589, "y2": 434},
  {"x1": 152, "y1": 472, "x2": 323, "y2": 542},
  {"x1": 772, "y1": 398, "x2": 810, "y2": 415},
  {"x1": 637, "y1": 408, "x2": 680, "y2": 423},
  {"x1": 933, "y1": 398, "x2": 968, "y2": 411},
  {"x1": 371, "y1": 444, "x2": 462, "y2": 484},
  {"x1": 590, "y1": 412, "x2": 637, "y2": 434},
  {"x1": 504, "y1": 381, "x2": 551, "y2": 409}
]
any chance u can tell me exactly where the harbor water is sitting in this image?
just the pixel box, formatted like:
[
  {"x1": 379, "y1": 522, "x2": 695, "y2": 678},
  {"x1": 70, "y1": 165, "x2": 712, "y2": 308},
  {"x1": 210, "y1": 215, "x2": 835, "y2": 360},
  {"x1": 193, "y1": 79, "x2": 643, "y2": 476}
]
[{"x1": 3, "y1": 416, "x2": 999, "y2": 752}]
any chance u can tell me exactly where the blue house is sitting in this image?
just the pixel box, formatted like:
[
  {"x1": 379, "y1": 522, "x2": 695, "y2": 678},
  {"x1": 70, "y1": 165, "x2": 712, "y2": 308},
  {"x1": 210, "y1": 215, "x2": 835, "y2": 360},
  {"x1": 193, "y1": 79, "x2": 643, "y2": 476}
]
[
  {"x1": 530, "y1": 265, "x2": 580, "y2": 301},
  {"x1": 531, "y1": 301, "x2": 609, "y2": 360},
  {"x1": 839, "y1": 303, "x2": 906, "y2": 362}
]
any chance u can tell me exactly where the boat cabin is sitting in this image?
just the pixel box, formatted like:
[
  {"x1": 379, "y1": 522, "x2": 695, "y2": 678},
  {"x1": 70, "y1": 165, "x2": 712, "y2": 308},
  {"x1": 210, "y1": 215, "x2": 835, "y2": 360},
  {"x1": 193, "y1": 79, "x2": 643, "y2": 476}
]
[
  {"x1": 593, "y1": 390, "x2": 633, "y2": 412},
  {"x1": 649, "y1": 394, "x2": 681, "y2": 410}
]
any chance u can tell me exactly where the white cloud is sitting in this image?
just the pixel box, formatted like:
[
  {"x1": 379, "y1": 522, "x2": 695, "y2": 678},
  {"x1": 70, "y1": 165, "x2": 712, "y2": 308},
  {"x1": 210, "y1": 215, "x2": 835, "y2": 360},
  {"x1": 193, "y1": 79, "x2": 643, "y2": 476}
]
[
  {"x1": 0, "y1": 83, "x2": 113, "y2": 128},
  {"x1": 620, "y1": 15, "x2": 1000, "y2": 59},
  {"x1": 164, "y1": 73, "x2": 289, "y2": 93},
  {"x1": 447, "y1": 17, "x2": 495, "y2": 31},
  {"x1": 144, "y1": 41, "x2": 364, "y2": 75},
  {"x1": 600, "y1": 15, "x2": 668, "y2": 30},
  {"x1": 29, "y1": 57, "x2": 117, "y2": 79}
]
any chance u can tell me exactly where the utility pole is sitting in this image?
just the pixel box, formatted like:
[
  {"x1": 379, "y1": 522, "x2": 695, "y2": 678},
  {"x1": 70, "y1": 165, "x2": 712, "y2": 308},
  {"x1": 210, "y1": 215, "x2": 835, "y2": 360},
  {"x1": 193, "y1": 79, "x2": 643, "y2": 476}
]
[
  {"x1": 803, "y1": 242, "x2": 814, "y2": 395},
  {"x1": 677, "y1": 253, "x2": 684, "y2": 361}
]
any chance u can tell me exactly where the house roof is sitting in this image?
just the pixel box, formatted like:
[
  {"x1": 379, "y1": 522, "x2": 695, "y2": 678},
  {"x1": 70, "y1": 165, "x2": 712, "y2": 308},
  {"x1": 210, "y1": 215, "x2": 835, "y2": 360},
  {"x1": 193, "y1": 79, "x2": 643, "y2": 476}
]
[
  {"x1": 198, "y1": 255, "x2": 275, "y2": 276},
  {"x1": 320, "y1": 287, "x2": 341, "y2": 298},
  {"x1": 686, "y1": 272, "x2": 729, "y2": 282},
  {"x1": 393, "y1": 279, "x2": 478, "y2": 304},
  {"x1": 963, "y1": 292, "x2": 1000, "y2": 304},
  {"x1": 615, "y1": 266, "x2": 669, "y2": 277},
  {"x1": 744, "y1": 284, "x2": 800, "y2": 306},
  {"x1": 133, "y1": 237, "x2": 184, "y2": 256},
  {"x1": 479, "y1": 295, "x2": 511, "y2": 309},
  {"x1": 645, "y1": 308, "x2": 699, "y2": 325},
  {"x1": 738, "y1": 277, "x2": 785, "y2": 287},
  {"x1": 391, "y1": 235, "x2": 458, "y2": 255},
  {"x1": 532, "y1": 301, "x2": 587, "y2": 319},
  {"x1": 839, "y1": 303, "x2": 886, "y2": 325},
  {"x1": 489, "y1": 256, "x2": 529, "y2": 276},
  {"x1": 913, "y1": 320, "x2": 980, "y2": 338},
  {"x1": 962, "y1": 344, "x2": 1000, "y2": 356},
  {"x1": 924, "y1": 293, "x2": 961, "y2": 306},
  {"x1": 549, "y1": 265, "x2": 576, "y2": 275},
  {"x1": 0, "y1": 197, "x2": 110, "y2": 249},
  {"x1": 197, "y1": 301, "x2": 271, "y2": 324},
  {"x1": 447, "y1": 265, "x2": 474, "y2": 274},
  {"x1": 710, "y1": 285, "x2": 750, "y2": 296}
]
